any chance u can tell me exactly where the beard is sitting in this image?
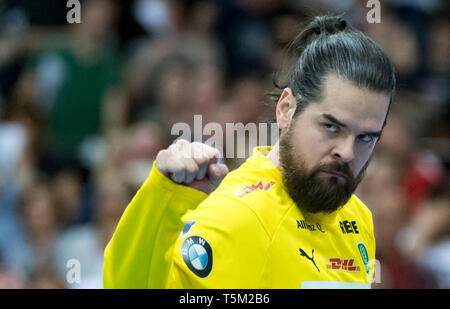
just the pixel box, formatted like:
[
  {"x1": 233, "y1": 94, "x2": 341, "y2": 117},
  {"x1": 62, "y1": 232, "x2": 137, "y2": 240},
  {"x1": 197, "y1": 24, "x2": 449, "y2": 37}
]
[{"x1": 278, "y1": 125, "x2": 370, "y2": 214}]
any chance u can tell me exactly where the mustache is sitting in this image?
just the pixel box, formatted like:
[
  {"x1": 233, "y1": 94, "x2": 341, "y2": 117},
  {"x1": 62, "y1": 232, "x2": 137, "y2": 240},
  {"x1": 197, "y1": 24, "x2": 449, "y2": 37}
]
[{"x1": 314, "y1": 162, "x2": 354, "y2": 180}]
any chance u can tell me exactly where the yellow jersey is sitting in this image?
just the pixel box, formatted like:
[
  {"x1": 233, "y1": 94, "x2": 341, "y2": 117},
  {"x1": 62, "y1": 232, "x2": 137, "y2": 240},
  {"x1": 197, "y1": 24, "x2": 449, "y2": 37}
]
[{"x1": 104, "y1": 147, "x2": 376, "y2": 289}]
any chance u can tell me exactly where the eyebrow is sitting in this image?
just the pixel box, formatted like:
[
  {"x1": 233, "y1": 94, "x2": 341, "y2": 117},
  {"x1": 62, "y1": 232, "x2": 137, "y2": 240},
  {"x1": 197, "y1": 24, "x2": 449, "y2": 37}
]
[{"x1": 322, "y1": 113, "x2": 382, "y2": 138}]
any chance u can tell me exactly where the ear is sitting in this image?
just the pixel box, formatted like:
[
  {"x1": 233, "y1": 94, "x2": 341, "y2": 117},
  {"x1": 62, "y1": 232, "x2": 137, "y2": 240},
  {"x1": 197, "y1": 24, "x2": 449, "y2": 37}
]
[{"x1": 276, "y1": 88, "x2": 297, "y2": 130}]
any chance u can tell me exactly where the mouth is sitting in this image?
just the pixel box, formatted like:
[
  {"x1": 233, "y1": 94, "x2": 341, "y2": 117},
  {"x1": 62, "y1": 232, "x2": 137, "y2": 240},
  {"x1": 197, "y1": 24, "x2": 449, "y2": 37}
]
[{"x1": 321, "y1": 170, "x2": 349, "y2": 180}]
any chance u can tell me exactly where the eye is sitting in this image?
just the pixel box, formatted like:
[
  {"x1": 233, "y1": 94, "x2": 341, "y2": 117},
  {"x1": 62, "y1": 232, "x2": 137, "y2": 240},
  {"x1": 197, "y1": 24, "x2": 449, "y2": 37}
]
[
  {"x1": 358, "y1": 134, "x2": 374, "y2": 143},
  {"x1": 324, "y1": 124, "x2": 338, "y2": 133}
]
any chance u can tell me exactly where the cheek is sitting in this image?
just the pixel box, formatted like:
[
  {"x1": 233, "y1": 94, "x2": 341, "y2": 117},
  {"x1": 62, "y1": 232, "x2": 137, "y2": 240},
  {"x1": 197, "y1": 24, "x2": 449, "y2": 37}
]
[
  {"x1": 290, "y1": 124, "x2": 329, "y2": 169},
  {"x1": 353, "y1": 144, "x2": 375, "y2": 174}
]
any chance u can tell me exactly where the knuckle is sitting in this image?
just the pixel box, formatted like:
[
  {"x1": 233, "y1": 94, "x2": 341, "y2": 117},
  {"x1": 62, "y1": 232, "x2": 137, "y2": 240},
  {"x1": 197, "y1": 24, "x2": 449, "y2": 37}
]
[
  {"x1": 176, "y1": 139, "x2": 189, "y2": 146},
  {"x1": 155, "y1": 150, "x2": 169, "y2": 165},
  {"x1": 191, "y1": 141, "x2": 203, "y2": 147},
  {"x1": 187, "y1": 164, "x2": 199, "y2": 174},
  {"x1": 168, "y1": 144, "x2": 177, "y2": 153}
]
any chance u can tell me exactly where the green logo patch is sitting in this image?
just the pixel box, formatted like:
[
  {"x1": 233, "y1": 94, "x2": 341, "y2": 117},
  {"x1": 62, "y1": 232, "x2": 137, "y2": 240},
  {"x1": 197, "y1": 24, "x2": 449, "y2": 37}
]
[{"x1": 357, "y1": 242, "x2": 370, "y2": 275}]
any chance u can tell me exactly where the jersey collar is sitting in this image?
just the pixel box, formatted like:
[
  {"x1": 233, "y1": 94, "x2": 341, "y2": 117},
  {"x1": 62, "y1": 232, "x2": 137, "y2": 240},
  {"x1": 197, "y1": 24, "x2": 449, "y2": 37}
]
[{"x1": 249, "y1": 146, "x2": 340, "y2": 226}]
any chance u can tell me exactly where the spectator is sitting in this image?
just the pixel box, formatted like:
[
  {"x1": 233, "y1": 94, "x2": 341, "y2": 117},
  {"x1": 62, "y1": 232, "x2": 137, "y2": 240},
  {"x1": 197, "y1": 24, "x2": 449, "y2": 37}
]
[
  {"x1": 398, "y1": 182, "x2": 450, "y2": 288},
  {"x1": 19, "y1": 0, "x2": 123, "y2": 174},
  {"x1": 5, "y1": 182, "x2": 59, "y2": 282}
]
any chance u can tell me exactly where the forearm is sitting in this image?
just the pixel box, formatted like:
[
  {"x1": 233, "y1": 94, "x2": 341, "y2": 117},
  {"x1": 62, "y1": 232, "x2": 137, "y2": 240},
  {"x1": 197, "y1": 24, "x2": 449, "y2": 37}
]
[{"x1": 103, "y1": 162, "x2": 208, "y2": 288}]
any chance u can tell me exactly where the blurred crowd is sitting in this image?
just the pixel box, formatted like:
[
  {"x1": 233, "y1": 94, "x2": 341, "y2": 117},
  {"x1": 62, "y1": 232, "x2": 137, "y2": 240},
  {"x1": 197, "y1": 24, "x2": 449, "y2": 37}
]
[{"x1": 0, "y1": 0, "x2": 448, "y2": 289}]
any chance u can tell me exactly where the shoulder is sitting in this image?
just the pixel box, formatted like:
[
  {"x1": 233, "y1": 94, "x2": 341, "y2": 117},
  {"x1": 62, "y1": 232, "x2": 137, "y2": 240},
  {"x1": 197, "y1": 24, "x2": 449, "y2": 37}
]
[
  {"x1": 184, "y1": 191, "x2": 271, "y2": 241},
  {"x1": 179, "y1": 164, "x2": 287, "y2": 243},
  {"x1": 346, "y1": 194, "x2": 374, "y2": 224},
  {"x1": 172, "y1": 192, "x2": 272, "y2": 287},
  {"x1": 198, "y1": 166, "x2": 292, "y2": 239}
]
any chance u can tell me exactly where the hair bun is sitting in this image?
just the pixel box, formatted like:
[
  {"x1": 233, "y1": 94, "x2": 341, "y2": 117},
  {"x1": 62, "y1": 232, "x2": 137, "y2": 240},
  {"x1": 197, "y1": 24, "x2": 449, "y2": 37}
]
[
  {"x1": 311, "y1": 15, "x2": 347, "y2": 35},
  {"x1": 286, "y1": 15, "x2": 349, "y2": 57}
]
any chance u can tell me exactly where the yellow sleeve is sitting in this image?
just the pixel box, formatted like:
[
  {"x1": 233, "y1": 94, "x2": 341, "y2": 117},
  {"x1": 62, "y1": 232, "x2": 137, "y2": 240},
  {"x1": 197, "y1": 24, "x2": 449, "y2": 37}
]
[
  {"x1": 165, "y1": 193, "x2": 270, "y2": 289},
  {"x1": 103, "y1": 162, "x2": 208, "y2": 288}
]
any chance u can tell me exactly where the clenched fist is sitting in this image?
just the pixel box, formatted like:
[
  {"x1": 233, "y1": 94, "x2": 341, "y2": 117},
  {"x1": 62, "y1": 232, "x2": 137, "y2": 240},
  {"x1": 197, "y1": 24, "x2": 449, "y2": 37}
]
[{"x1": 155, "y1": 139, "x2": 229, "y2": 194}]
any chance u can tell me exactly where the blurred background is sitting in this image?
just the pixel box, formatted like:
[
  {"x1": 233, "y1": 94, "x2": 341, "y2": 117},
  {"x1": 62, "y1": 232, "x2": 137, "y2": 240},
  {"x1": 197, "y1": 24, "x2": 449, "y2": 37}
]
[{"x1": 0, "y1": 0, "x2": 448, "y2": 289}]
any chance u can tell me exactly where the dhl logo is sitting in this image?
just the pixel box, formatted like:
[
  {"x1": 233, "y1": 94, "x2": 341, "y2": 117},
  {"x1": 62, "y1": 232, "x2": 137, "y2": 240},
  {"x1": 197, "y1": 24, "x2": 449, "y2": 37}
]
[
  {"x1": 235, "y1": 180, "x2": 275, "y2": 198},
  {"x1": 326, "y1": 258, "x2": 360, "y2": 272}
]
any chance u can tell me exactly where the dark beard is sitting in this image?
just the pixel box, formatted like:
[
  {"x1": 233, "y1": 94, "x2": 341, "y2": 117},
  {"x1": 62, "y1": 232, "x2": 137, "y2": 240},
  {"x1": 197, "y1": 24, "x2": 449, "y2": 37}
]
[{"x1": 278, "y1": 127, "x2": 370, "y2": 214}]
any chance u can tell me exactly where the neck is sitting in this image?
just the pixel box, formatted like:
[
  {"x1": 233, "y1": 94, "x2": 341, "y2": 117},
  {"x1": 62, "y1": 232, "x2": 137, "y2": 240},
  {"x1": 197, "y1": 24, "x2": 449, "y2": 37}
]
[
  {"x1": 266, "y1": 141, "x2": 281, "y2": 170},
  {"x1": 73, "y1": 28, "x2": 102, "y2": 60}
]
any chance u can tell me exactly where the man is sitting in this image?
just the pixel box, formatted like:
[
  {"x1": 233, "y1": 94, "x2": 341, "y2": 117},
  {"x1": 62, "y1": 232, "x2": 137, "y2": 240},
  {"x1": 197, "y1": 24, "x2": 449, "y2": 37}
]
[{"x1": 103, "y1": 15, "x2": 396, "y2": 288}]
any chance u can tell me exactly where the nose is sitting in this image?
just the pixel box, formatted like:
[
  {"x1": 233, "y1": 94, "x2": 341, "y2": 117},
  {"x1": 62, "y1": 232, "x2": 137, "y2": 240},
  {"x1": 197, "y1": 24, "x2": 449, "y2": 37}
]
[{"x1": 331, "y1": 136, "x2": 355, "y2": 163}]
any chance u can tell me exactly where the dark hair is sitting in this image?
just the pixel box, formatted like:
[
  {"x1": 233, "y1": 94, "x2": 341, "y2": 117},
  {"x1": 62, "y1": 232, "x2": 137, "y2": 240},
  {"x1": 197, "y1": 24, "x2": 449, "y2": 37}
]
[{"x1": 271, "y1": 15, "x2": 396, "y2": 125}]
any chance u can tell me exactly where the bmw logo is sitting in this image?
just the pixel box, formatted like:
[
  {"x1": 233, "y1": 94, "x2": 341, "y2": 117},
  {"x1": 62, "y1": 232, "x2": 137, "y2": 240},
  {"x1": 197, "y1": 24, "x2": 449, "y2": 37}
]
[{"x1": 181, "y1": 235, "x2": 213, "y2": 278}]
